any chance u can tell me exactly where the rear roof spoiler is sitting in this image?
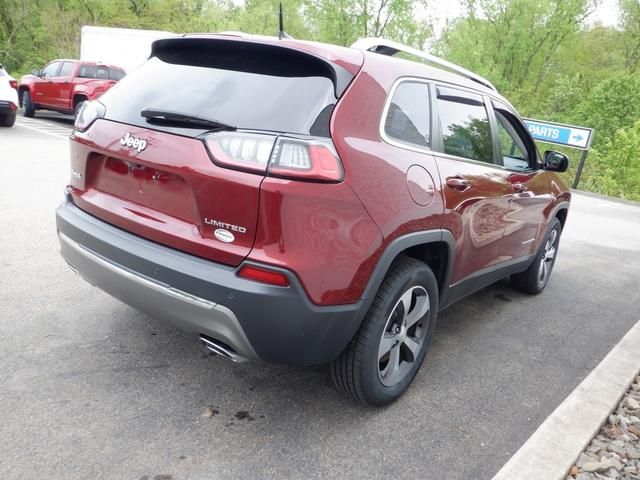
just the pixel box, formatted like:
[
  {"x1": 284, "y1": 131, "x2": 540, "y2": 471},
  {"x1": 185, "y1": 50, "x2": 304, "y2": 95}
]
[
  {"x1": 151, "y1": 36, "x2": 355, "y2": 97},
  {"x1": 351, "y1": 37, "x2": 497, "y2": 92}
]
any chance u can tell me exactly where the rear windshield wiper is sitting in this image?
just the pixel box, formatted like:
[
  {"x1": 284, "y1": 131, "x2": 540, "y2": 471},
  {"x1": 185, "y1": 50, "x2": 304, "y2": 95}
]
[{"x1": 141, "y1": 108, "x2": 236, "y2": 131}]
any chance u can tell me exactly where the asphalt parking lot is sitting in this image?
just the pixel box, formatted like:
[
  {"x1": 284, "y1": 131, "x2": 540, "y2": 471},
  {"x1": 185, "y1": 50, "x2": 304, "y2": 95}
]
[{"x1": 1, "y1": 115, "x2": 640, "y2": 480}]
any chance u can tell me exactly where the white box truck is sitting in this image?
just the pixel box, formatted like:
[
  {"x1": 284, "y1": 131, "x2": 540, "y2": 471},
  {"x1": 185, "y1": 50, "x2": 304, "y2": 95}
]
[{"x1": 80, "y1": 26, "x2": 177, "y2": 73}]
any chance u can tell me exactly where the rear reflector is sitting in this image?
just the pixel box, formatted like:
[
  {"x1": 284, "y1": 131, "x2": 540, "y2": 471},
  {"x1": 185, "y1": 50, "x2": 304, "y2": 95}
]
[
  {"x1": 204, "y1": 132, "x2": 343, "y2": 182},
  {"x1": 237, "y1": 265, "x2": 290, "y2": 287}
]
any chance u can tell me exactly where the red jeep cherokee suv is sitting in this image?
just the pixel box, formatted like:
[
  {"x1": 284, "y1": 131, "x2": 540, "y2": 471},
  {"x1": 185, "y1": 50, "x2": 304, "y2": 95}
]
[{"x1": 56, "y1": 34, "x2": 571, "y2": 406}]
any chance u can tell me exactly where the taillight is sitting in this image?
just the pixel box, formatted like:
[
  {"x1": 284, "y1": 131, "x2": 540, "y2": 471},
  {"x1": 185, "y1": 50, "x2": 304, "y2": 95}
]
[
  {"x1": 9, "y1": 80, "x2": 17, "y2": 91},
  {"x1": 205, "y1": 132, "x2": 274, "y2": 173},
  {"x1": 269, "y1": 138, "x2": 342, "y2": 182},
  {"x1": 237, "y1": 264, "x2": 290, "y2": 287},
  {"x1": 203, "y1": 132, "x2": 343, "y2": 182},
  {"x1": 74, "y1": 100, "x2": 105, "y2": 132}
]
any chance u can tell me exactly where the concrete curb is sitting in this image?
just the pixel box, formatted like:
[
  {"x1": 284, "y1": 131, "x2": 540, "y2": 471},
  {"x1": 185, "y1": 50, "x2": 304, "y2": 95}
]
[
  {"x1": 572, "y1": 189, "x2": 640, "y2": 208},
  {"x1": 492, "y1": 319, "x2": 640, "y2": 480}
]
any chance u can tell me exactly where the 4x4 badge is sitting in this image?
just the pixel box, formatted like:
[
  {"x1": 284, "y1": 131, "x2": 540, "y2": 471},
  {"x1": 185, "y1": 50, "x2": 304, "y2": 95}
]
[{"x1": 120, "y1": 132, "x2": 147, "y2": 153}]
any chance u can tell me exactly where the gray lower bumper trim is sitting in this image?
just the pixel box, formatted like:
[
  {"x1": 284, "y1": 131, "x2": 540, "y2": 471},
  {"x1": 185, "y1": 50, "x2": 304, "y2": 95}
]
[{"x1": 59, "y1": 231, "x2": 256, "y2": 362}]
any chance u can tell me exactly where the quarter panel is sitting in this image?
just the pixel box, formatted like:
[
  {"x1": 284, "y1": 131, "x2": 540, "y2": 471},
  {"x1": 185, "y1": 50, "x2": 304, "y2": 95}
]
[
  {"x1": 331, "y1": 56, "x2": 446, "y2": 258},
  {"x1": 249, "y1": 178, "x2": 383, "y2": 305}
]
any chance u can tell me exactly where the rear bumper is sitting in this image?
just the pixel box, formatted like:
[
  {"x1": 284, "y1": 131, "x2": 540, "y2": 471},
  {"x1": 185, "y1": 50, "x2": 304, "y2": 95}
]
[
  {"x1": 56, "y1": 194, "x2": 364, "y2": 365},
  {"x1": 0, "y1": 100, "x2": 17, "y2": 113}
]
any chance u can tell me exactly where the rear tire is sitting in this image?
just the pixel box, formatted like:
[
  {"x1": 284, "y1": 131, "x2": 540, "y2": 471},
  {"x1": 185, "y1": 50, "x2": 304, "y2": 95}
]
[
  {"x1": 22, "y1": 90, "x2": 35, "y2": 117},
  {"x1": 330, "y1": 257, "x2": 438, "y2": 406},
  {"x1": 511, "y1": 218, "x2": 562, "y2": 294},
  {"x1": 0, "y1": 111, "x2": 16, "y2": 127}
]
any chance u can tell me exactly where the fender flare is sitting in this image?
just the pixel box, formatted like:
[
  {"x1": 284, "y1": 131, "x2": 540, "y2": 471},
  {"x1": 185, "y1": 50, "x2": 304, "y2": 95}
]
[
  {"x1": 359, "y1": 229, "x2": 456, "y2": 308},
  {"x1": 549, "y1": 201, "x2": 570, "y2": 227}
]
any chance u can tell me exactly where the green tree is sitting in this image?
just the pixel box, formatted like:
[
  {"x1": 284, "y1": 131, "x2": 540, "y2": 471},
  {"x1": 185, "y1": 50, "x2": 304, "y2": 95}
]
[
  {"x1": 582, "y1": 122, "x2": 640, "y2": 200},
  {"x1": 620, "y1": 0, "x2": 640, "y2": 71},
  {"x1": 303, "y1": 0, "x2": 431, "y2": 47},
  {"x1": 572, "y1": 73, "x2": 640, "y2": 142},
  {"x1": 437, "y1": 0, "x2": 597, "y2": 109}
]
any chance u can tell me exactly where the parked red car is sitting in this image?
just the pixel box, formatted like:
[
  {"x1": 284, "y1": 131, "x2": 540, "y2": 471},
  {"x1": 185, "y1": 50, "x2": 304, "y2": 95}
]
[
  {"x1": 56, "y1": 34, "x2": 571, "y2": 406},
  {"x1": 18, "y1": 59, "x2": 125, "y2": 118}
]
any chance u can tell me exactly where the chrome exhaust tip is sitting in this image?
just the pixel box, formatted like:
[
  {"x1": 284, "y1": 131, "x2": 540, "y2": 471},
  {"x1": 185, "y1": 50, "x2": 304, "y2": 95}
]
[{"x1": 199, "y1": 335, "x2": 247, "y2": 363}]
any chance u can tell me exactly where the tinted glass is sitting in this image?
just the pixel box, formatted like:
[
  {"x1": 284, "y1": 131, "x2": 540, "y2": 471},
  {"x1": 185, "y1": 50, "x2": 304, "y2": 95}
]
[
  {"x1": 384, "y1": 82, "x2": 430, "y2": 148},
  {"x1": 496, "y1": 112, "x2": 526, "y2": 159},
  {"x1": 436, "y1": 87, "x2": 494, "y2": 164},
  {"x1": 78, "y1": 65, "x2": 96, "y2": 78},
  {"x1": 42, "y1": 62, "x2": 61, "y2": 77},
  {"x1": 96, "y1": 67, "x2": 109, "y2": 79},
  {"x1": 59, "y1": 61, "x2": 74, "y2": 77},
  {"x1": 492, "y1": 101, "x2": 532, "y2": 170},
  {"x1": 109, "y1": 69, "x2": 125, "y2": 81},
  {"x1": 100, "y1": 56, "x2": 337, "y2": 137}
]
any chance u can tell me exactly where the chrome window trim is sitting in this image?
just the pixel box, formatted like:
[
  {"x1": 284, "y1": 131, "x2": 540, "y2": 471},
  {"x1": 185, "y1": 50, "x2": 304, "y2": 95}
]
[
  {"x1": 379, "y1": 76, "x2": 433, "y2": 155},
  {"x1": 378, "y1": 76, "x2": 532, "y2": 173}
]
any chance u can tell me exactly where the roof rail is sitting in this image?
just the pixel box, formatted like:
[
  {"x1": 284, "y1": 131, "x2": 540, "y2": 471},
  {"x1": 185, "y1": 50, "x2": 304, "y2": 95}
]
[{"x1": 350, "y1": 37, "x2": 497, "y2": 92}]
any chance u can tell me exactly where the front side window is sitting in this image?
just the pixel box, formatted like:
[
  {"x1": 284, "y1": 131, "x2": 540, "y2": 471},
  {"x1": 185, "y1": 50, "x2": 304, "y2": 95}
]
[
  {"x1": 384, "y1": 81, "x2": 430, "y2": 149},
  {"x1": 493, "y1": 101, "x2": 533, "y2": 170},
  {"x1": 41, "y1": 61, "x2": 61, "y2": 78},
  {"x1": 59, "y1": 61, "x2": 75, "y2": 77},
  {"x1": 436, "y1": 87, "x2": 494, "y2": 164}
]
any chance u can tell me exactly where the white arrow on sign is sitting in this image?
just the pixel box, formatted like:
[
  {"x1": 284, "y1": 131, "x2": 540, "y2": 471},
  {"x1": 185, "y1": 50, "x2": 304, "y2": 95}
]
[{"x1": 567, "y1": 127, "x2": 591, "y2": 148}]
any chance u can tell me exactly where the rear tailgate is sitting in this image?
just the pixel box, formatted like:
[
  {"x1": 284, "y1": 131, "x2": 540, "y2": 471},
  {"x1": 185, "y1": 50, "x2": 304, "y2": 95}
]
[
  {"x1": 69, "y1": 120, "x2": 261, "y2": 265},
  {"x1": 68, "y1": 36, "x2": 361, "y2": 266}
]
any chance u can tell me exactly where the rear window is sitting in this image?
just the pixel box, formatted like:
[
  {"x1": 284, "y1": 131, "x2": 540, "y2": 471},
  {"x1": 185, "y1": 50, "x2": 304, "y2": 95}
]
[{"x1": 98, "y1": 40, "x2": 341, "y2": 137}]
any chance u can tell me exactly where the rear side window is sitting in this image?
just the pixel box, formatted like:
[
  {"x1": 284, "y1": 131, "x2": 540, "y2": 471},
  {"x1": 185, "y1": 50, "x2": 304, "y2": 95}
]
[
  {"x1": 109, "y1": 69, "x2": 125, "y2": 81},
  {"x1": 78, "y1": 65, "x2": 96, "y2": 78},
  {"x1": 384, "y1": 81, "x2": 430, "y2": 149},
  {"x1": 436, "y1": 87, "x2": 494, "y2": 164},
  {"x1": 78, "y1": 65, "x2": 124, "y2": 81},
  {"x1": 98, "y1": 39, "x2": 344, "y2": 137}
]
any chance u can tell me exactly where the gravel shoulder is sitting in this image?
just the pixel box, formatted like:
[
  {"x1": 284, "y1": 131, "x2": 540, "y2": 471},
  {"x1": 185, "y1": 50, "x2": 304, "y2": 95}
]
[{"x1": 567, "y1": 375, "x2": 640, "y2": 480}]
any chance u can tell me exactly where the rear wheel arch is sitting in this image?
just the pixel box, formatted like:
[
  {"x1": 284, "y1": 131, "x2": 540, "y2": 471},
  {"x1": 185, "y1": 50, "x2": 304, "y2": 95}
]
[
  {"x1": 73, "y1": 94, "x2": 88, "y2": 110},
  {"x1": 361, "y1": 230, "x2": 455, "y2": 306},
  {"x1": 555, "y1": 207, "x2": 568, "y2": 230}
]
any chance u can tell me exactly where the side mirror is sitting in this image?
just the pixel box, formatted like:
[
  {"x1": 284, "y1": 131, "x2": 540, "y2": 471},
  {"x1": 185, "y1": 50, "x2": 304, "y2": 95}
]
[
  {"x1": 31, "y1": 69, "x2": 41, "y2": 77},
  {"x1": 543, "y1": 150, "x2": 569, "y2": 173}
]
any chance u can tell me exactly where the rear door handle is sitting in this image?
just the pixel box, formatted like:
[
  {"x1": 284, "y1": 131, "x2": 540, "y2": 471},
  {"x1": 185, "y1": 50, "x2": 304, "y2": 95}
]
[{"x1": 446, "y1": 177, "x2": 471, "y2": 191}]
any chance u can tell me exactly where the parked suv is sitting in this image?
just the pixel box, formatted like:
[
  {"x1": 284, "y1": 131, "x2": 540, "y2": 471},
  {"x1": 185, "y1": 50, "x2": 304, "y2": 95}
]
[
  {"x1": 0, "y1": 63, "x2": 18, "y2": 127},
  {"x1": 56, "y1": 34, "x2": 571, "y2": 406},
  {"x1": 18, "y1": 59, "x2": 125, "y2": 118}
]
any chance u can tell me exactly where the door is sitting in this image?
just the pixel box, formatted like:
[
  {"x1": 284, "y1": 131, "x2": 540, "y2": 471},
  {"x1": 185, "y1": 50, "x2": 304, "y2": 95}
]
[
  {"x1": 430, "y1": 85, "x2": 514, "y2": 287},
  {"x1": 34, "y1": 61, "x2": 61, "y2": 107},
  {"x1": 490, "y1": 100, "x2": 553, "y2": 261},
  {"x1": 54, "y1": 61, "x2": 75, "y2": 110}
]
